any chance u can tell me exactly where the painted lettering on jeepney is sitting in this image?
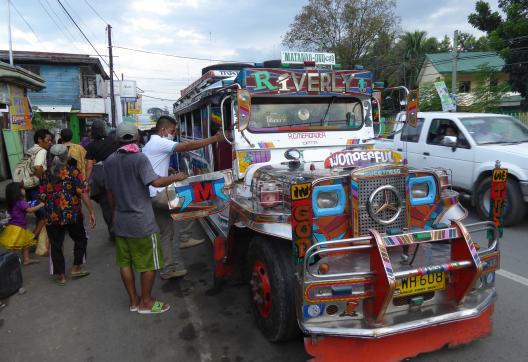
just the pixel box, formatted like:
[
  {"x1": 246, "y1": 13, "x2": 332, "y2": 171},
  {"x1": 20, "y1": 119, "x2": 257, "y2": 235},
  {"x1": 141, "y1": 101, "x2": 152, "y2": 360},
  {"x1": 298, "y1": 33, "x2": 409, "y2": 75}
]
[
  {"x1": 291, "y1": 183, "x2": 313, "y2": 263},
  {"x1": 248, "y1": 69, "x2": 371, "y2": 95},
  {"x1": 292, "y1": 183, "x2": 311, "y2": 200},
  {"x1": 489, "y1": 168, "x2": 508, "y2": 239},
  {"x1": 254, "y1": 71, "x2": 277, "y2": 91},
  {"x1": 324, "y1": 149, "x2": 401, "y2": 168},
  {"x1": 288, "y1": 132, "x2": 326, "y2": 140},
  {"x1": 174, "y1": 178, "x2": 228, "y2": 211}
]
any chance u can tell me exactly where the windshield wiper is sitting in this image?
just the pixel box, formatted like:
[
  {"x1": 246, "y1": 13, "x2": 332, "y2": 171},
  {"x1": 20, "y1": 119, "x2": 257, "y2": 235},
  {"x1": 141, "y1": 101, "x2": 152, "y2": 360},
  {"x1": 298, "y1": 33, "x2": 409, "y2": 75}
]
[
  {"x1": 500, "y1": 139, "x2": 528, "y2": 145},
  {"x1": 479, "y1": 141, "x2": 510, "y2": 145},
  {"x1": 320, "y1": 96, "x2": 335, "y2": 126}
]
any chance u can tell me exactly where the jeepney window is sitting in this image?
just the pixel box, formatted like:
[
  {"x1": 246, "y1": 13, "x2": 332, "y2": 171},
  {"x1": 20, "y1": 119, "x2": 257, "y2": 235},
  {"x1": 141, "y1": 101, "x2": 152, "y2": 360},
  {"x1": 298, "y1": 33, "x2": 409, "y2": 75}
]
[
  {"x1": 185, "y1": 113, "x2": 193, "y2": 138},
  {"x1": 401, "y1": 118, "x2": 424, "y2": 143},
  {"x1": 248, "y1": 97, "x2": 363, "y2": 132},
  {"x1": 193, "y1": 109, "x2": 202, "y2": 139},
  {"x1": 201, "y1": 108, "x2": 209, "y2": 138},
  {"x1": 210, "y1": 106, "x2": 221, "y2": 135}
]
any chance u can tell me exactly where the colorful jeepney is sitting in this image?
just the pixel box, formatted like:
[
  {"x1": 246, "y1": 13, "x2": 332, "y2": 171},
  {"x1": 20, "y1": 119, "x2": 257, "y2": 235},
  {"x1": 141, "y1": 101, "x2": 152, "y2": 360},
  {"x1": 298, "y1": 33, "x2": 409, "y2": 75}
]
[{"x1": 167, "y1": 62, "x2": 500, "y2": 360}]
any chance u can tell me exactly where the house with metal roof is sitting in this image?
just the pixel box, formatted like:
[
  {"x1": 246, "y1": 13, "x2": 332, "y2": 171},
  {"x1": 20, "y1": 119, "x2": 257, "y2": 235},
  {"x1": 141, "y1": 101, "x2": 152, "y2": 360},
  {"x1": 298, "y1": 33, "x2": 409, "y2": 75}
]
[
  {"x1": 416, "y1": 52, "x2": 523, "y2": 111},
  {"x1": 0, "y1": 60, "x2": 45, "y2": 179},
  {"x1": 0, "y1": 50, "x2": 110, "y2": 143}
]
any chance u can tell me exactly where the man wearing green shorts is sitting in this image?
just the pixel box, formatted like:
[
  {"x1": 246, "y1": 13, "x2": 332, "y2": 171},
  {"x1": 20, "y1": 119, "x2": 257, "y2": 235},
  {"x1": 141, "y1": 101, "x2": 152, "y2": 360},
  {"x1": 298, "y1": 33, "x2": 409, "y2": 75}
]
[{"x1": 104, "y1": 123, "x2": 187, "y2": 314}]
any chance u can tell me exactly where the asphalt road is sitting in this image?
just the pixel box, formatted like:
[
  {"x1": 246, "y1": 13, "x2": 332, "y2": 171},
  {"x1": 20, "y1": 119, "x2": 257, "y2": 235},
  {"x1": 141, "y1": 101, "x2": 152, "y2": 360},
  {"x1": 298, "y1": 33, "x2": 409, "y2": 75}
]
[{"x1": 0, "y1": 203, "x2": 527, "y2": 362}]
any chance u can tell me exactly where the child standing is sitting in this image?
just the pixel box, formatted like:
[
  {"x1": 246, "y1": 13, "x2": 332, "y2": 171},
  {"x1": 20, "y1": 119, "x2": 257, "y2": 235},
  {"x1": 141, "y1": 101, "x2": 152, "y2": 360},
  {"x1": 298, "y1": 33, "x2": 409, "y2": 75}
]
[{"x1": 0, "y1": 182, "x2": 44, "y2": 265}]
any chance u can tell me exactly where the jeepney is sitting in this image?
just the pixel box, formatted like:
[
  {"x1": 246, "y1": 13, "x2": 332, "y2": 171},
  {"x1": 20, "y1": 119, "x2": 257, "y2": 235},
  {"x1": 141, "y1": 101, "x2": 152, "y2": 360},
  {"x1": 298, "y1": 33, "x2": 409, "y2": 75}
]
[{"x1": 166, "y1": 61, "x2": 500, "y2": 360}]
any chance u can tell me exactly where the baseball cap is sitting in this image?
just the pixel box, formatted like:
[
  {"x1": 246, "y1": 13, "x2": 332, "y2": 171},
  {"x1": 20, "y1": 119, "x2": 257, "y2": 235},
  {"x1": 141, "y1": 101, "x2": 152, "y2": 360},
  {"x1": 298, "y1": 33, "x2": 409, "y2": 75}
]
[{"x1": 116, "y1": 123, "x2": 139, "y2": 142}]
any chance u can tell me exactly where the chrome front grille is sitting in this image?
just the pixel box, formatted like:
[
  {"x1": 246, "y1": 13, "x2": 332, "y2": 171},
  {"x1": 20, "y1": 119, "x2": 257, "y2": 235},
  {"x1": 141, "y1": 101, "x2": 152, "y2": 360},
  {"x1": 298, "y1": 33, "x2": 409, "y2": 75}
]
[{"x1": 357, "y1": 175, "x2": 407, "y2": 235}]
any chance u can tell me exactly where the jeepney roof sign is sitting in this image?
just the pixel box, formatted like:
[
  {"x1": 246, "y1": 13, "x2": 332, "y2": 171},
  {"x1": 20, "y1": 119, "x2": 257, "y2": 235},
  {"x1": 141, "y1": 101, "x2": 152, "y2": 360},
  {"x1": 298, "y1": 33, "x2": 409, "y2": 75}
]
[
  {"x1": 180, "y1": 70, "x2": 240, "y2": 97},
  {"x1": 324, "y1": 149, "x2": 403, "y2": 168},
  {"x1": 281, "y1": 51, "x2": 336, "y2": 65},
  {"x1": 242, "y1": 68, "x2": 372, "y2": 97}
]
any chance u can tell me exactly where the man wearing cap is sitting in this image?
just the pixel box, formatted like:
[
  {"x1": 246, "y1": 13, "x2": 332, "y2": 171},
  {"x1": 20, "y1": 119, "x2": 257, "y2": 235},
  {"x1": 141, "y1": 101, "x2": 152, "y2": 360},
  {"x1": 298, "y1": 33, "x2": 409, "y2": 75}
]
[
  {"x1": 104, "y1": 123, "x2": 187, "y2": 314},
  {"x1": 143, "y1": 116, "x2": 224, "y2": 279}
]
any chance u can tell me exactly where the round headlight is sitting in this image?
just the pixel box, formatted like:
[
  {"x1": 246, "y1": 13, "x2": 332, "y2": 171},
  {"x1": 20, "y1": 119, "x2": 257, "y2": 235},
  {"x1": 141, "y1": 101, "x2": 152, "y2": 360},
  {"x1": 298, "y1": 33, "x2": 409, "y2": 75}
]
[
  {"x1": 298, "y1": 108, "x2": 310, "y2": 121},
  {"x1": 317, "y1": 192, "x2": 339, "y2": 209}
]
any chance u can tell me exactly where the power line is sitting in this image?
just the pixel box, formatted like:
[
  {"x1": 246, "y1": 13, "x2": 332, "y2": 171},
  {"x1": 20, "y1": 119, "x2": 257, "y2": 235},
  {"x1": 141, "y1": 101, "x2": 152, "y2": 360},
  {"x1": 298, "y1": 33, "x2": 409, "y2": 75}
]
[
  {"x1": 43, "y1": 0, "x2": 83, "y2": 45},
  {"x1": 142, "y1": 94, "x2": 179, "y2": 102},
  {"x1": 10, "y1": 1, "x2": 43, "y2": 44},
  {"x1": 83, "y1": 0, "x2": 108, "y2": 24},
  {"x1": 63, "y1": 0, "x2": 101, "y2": 43},
  {"x1": 127, "y1": 75, "x2": 200, "y2": 81},
  {"x1": 38, "y1": 0, "x2": 82, "y2": 52},
  {"x1": 113, "y1": 45, "x2": 243, "y2": 63},
  {"x1": 56, "y1": 0, "x2": 115, "y2": 77}
]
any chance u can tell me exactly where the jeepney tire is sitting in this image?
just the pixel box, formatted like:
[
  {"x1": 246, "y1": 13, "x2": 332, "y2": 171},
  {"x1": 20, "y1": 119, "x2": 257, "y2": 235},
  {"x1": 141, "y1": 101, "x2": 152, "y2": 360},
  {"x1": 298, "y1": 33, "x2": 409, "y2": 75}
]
[
  {"x1": 247, "y1": 236, "x2": 300, "y2": 342},
  {"x1": 475, "y1": 177, "x2": 526, "y2": 226}
]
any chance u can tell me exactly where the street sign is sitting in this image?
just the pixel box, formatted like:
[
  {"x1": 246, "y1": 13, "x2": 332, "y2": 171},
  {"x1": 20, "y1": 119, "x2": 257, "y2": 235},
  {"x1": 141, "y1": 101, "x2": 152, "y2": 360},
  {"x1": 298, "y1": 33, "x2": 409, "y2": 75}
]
[{"x1": 281, "y1": 51, "x2": 336, "y2": 65}]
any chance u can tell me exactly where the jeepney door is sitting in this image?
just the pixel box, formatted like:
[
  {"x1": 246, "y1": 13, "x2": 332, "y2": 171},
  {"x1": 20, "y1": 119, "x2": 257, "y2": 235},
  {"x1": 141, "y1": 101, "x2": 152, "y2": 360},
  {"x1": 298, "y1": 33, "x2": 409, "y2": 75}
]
[{"x1": 156, "y1": 170, "x2": 234, "y2": 221}]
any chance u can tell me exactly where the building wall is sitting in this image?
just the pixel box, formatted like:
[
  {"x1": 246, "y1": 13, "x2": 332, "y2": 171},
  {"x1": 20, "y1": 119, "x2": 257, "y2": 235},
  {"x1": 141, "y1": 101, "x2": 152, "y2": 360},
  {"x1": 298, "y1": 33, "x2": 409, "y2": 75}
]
[
  {"x1": 418, "y1": 61, "x2": 441, "y2": 85},
  {"x1": 27, "y1": 64, "x2": 80, "y2": 109}
]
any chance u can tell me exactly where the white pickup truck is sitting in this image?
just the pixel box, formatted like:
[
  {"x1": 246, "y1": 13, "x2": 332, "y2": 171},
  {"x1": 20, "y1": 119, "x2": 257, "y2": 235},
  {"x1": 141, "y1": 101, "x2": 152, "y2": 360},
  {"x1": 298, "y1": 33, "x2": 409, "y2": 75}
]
[{"x1": 376, "y1": 111, "x2": 528, "y2": 225}]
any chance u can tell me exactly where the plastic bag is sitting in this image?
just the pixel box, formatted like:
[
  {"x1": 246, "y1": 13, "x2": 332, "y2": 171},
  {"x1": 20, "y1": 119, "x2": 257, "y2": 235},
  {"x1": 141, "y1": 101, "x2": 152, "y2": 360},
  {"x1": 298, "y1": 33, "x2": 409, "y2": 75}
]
[{"x1": 35, "y1": 226, "x2": 49, "y2": 257}]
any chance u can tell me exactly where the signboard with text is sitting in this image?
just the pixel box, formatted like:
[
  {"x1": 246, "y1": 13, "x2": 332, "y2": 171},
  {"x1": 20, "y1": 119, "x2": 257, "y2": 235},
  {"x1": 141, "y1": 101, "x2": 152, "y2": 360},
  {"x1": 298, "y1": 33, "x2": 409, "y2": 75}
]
[
  {"x1": 243, "y1": 68, "x2": 372, "y2": 96},
  {"x1": 9, "y1": 85, "x2": 32, "y2": 131},
  {"x1": 281, "y1": 51, "x2": 336, "y2": 65}
]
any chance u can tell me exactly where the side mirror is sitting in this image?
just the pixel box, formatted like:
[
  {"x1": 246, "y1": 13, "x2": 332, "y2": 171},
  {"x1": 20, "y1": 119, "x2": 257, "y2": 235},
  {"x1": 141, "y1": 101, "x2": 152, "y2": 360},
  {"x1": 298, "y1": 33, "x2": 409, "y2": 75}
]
[
  {"x1": 442, "y1": 135, "x2": 457, "y2": 148},
  {"x1": 237, "y1": 89, "x2": 251, "y2": 132}
]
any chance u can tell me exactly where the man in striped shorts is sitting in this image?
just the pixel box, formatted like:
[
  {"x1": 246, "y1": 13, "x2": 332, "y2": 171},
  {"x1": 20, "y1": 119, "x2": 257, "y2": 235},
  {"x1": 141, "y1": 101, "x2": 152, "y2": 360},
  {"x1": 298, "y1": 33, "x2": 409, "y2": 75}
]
[{"x1": 104, "y1": 123, "x2": 187, "y2": 314}]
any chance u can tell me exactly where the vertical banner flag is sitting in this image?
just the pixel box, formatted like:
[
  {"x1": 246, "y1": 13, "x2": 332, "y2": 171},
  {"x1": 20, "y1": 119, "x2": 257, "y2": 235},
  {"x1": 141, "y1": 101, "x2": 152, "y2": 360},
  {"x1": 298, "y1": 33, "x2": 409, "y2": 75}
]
[
  {"x1": 406, "y1": 89, "x2": 419, "y2": 128},
  {"x1": 488, "y1": 163, "x2": 507, "y2": 241},
  {"x1": 434, "y1": 81, "x2": 456, "y2": 112}
]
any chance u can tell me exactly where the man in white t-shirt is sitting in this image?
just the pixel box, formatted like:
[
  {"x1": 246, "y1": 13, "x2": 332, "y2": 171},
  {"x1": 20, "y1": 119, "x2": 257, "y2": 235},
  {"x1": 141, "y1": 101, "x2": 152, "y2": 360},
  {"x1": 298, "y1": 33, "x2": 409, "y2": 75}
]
[{"x1": 143, "y1": 116, "x2": 224, "y2": 279}]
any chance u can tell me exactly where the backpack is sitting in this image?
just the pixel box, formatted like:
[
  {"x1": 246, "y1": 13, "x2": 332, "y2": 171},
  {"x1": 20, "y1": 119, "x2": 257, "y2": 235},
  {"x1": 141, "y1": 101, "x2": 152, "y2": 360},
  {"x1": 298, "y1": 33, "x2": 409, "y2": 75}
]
[{"x1": 13, "y1": 146, "x2": 45, "y2": 189}]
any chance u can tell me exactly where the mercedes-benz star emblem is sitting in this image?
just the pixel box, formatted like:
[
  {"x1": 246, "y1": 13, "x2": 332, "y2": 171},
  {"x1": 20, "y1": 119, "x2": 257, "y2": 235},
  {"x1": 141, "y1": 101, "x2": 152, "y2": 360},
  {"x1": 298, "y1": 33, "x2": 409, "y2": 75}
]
[{"x1": 367, "y1": 185, "x2": 402, "y2": 225}]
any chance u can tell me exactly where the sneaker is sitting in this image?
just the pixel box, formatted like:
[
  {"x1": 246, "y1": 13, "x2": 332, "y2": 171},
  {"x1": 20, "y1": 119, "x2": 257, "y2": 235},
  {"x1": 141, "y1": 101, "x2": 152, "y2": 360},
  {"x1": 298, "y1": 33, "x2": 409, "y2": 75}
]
[
  {"x1": 179, "y1": 238, "x2": 205, "y2": 249},
  {"x1": 160, "y1": 266, "x2": 188, "y2": 280}
]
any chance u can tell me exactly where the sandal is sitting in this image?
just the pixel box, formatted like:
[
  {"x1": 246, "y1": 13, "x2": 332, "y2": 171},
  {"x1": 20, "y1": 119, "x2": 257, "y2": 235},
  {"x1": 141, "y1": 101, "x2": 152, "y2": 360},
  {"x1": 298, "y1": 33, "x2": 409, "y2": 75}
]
[
  {"x1": 71, "y1": 270, "x2": 90, "y2": 279},
  {"x1": 137, "y1": 300, "x2": 170, "y2": 314},
  {"x1": 129, "y1": 297, "x2": 140, "y2": 312},
  {"x1": 55, "y1": 278, "x2": 66, "y2": 286}
]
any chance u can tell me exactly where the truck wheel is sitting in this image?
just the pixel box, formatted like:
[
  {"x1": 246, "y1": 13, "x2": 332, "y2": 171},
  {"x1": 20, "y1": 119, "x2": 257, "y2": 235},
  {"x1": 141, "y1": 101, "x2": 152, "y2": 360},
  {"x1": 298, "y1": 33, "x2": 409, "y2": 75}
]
[
  {"x1": 247, "y1": 236, "x2": 299, "y2": 342},
  {"x1": 475, "y1": 177, "x2": 527, "y2": 226}
]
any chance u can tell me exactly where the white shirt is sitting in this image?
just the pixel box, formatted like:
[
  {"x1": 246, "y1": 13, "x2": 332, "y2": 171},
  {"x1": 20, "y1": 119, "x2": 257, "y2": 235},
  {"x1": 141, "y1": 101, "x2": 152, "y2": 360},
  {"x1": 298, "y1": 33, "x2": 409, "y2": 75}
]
[{"x1": 142, "y1": 135, "x2": 178, "y2": 197}]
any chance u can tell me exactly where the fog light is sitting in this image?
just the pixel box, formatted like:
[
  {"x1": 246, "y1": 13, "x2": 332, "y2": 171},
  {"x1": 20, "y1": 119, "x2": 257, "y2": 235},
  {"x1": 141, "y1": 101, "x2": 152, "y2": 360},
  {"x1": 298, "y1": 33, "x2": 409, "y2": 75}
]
[{"x1": 259, "y1": 182, "x2": 280, "y2": 208}]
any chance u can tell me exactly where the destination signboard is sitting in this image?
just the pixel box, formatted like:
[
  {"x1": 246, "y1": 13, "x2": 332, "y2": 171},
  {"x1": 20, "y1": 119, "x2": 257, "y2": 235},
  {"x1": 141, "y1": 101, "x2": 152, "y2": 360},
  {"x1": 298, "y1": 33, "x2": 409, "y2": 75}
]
[{"x1": 281, "y1": 51, "x2": 336, "y2": 65}]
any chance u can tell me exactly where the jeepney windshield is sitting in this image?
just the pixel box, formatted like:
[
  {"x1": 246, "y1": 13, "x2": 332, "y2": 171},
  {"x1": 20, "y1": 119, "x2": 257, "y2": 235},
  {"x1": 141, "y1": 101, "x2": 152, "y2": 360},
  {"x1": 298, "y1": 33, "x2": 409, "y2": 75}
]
[{"x1": 248, "y1": 97, "x2": 364, "y2": 132}]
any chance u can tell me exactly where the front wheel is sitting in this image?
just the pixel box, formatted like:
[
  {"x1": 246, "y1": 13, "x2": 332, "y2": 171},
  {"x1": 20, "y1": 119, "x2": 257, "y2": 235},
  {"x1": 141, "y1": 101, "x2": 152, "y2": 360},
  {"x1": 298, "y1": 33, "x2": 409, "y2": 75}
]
[
  {"x1": 247, "y1": 236, "x2": 299, "y2": 342},
  {"x1": 475, "y1": 177, "x2": 527, "y2": 226}
]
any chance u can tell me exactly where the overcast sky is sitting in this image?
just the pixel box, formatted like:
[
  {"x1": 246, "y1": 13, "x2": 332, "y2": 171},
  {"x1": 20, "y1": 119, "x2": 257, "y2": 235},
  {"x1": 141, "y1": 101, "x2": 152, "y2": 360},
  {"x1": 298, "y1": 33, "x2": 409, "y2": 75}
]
[{"x1": 0, "y1": 0, "x2": 500, "y2": 112}]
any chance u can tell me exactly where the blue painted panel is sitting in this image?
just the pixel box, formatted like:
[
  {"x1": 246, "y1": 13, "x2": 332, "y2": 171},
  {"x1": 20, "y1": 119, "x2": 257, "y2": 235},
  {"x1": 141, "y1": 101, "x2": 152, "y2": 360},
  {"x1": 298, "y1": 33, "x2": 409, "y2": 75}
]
[
  {"x1": 312, "y1": 184, "x2": 346, "y2": 217},
  {"x1": 27, "y1": 65, "x2": 80, "y2": 109},
  {"x1": 409, "y1": 176, "x2": 437, "y2": 206}
]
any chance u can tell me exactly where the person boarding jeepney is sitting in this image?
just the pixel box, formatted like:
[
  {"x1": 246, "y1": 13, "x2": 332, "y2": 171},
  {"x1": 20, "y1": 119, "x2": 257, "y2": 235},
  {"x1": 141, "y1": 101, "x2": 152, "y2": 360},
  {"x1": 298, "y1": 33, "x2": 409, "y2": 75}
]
[{"x1": 143, "y1": 116, "x2": 225, "y2": 279}]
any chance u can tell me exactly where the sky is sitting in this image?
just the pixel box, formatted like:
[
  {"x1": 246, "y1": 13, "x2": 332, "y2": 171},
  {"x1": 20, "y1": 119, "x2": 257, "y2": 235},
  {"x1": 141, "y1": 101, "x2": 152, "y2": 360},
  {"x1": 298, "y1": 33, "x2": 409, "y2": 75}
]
[{"x1": 0, "y1": 0, "x2": 501, "y2": 112}]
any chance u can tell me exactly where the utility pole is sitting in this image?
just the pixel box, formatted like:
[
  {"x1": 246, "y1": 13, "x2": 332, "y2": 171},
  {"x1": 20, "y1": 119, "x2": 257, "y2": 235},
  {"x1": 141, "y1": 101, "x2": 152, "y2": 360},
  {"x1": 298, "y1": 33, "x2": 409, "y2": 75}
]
[
  {"x1": 451, "y1": 30, "x2": 458, "y2": 111},
  {"x1": 107, "y1": 24, "x2": 116, "y2": 127},
  {"x1": 7, "y1": 0, "x2": 13, "y2": 66}
]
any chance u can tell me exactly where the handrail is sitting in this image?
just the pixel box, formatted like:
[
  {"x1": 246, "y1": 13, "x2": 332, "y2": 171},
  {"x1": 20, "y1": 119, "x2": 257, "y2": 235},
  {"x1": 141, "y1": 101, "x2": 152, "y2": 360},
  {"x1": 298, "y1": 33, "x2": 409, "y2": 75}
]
[
  {"x1": 392, "y1": 260, "x2": 473, "y2": 279},
  {"x1": 220, "y1": 95, "x2": 233, "y2": 145},
  {"x1": 465, "y1": 221, "x2": 499, "y2": 254}
]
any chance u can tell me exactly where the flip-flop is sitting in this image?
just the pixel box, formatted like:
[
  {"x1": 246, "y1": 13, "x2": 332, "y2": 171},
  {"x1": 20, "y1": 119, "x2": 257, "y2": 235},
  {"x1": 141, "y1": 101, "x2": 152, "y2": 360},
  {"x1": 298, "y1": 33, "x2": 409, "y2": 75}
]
[
  {"x1": 137, "y1": 300, "x2": 170, "y2": 314},
  {"x1": 55, "y1": 278, "x2": 66, "y2": 286},
  {"x1": 71, "y1": 270, "x2": 90, "y2": 279},
  {"x1": 130, "y1": 297, "x2": 140, "y2": 312},
  {"x1": 23, "y1": 259, "x2": 40, "y2": 266}
]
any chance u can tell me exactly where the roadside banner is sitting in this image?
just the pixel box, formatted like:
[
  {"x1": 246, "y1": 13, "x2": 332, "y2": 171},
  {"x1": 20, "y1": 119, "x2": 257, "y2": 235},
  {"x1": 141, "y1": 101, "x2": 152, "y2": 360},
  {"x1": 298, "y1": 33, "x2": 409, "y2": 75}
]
[
  {"x1": 434, "y1": 81, "x2": 456, "y2": 112},
  {"x1": 488, "y1": 161, "x2": 507, "y2": 241},
  {"x1": 406, "y1": 89, "x2": 419, "y2": 128}
]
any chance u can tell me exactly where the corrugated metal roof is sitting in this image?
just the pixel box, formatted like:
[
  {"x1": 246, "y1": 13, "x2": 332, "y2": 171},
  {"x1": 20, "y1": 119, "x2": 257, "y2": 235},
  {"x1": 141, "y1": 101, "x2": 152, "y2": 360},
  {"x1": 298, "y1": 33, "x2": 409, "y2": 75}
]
[
  {"x1": 425, "y1": 52, "x2": 505, "y2": 73},
  {"x1": 0, "y1": 61, "x2": 45, "y2": 90}
]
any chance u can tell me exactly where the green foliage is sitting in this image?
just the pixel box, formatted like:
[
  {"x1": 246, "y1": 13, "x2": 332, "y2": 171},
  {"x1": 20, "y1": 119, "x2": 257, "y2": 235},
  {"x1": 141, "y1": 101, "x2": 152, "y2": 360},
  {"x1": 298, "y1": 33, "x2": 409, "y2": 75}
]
[
  {"x1": 282, "y1": 0, "x2": 399, "y2": 67},
  {"x1": 31, "y1": 110, "x2": 57, "y2": 130},
  {"x1": 418, "y1": 82, "x2": 443, "y2": 112},
  {"x1": 469, "y1": 0, "x2": 528, "y2": 106},
  {"x1": 462, "y1": 64, "x2": 511, "y2": 112}
]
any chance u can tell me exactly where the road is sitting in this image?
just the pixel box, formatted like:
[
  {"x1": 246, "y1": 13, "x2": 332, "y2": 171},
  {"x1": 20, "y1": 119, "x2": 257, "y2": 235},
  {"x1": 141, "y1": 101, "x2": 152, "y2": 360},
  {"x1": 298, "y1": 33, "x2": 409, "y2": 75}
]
[{"x1": 0, "y1": 203, "x2": 527, "y2": 362}]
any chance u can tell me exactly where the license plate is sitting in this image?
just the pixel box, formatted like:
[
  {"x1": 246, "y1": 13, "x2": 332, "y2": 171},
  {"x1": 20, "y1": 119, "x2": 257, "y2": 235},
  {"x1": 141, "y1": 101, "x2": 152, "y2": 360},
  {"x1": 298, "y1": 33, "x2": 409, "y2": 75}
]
[{"x1": 395, "y1": 272, "x2": 445, "y2": 297}]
